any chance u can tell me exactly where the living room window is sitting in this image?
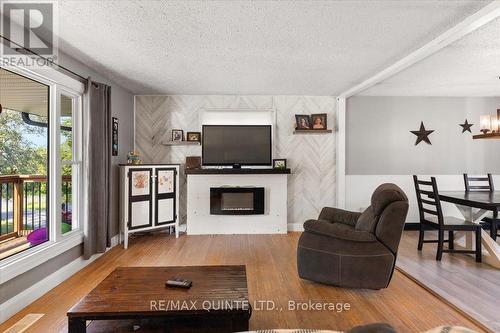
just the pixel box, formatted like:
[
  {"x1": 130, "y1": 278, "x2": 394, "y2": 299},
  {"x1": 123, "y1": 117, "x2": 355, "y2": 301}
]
[
  {"x1": 59, "y1": 93, "x2": 81, "y2": 235},
  {"x1": 0, "y1": 68, "x2": 50, "y2": 260},
  {"x1": 0, "y1": 66, "x2": 84, "y2": 267}
]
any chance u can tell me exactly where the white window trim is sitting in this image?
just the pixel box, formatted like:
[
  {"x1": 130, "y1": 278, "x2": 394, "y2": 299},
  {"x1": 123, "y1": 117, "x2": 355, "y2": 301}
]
[
  {"x1": 0, "y1": 59, "x2": 86, "y2": 284},
  {"x1": 58, "y1": 89, "x2": 83, "y2": 238}
]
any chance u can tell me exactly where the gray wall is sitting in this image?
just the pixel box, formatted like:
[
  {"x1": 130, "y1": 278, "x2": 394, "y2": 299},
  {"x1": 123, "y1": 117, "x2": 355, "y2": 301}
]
[
  {"x1": 0, "y1": 245, "x2": 82, "y2": 303},
  {"x1": 347, "y1": 96, "x2": 500, "y2": 175},
  {"x1": 0, "y1": 52, "x2": 135, "y2": 310}
]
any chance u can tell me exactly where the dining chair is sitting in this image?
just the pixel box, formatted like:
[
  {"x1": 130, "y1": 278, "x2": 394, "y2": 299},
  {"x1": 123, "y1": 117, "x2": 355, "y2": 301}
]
[
  {"x1": 463, "y1": 173, "x2": 494, "y2": 192},
  {"x1": 463, "y1": 173, "x2": 499, "y2": 240},
  {"x1": 413, "y1": 176, "x2": 482, "y2": 262}
]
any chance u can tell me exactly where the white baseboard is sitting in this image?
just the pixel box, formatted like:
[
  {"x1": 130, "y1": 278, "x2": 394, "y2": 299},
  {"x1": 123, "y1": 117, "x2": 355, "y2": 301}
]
[
  {"x1": 0, "y1": 234, "x2": 119, "y2": 324},
  {"x1": 287, "y1": 223, "x2": 304, "y2": 232}
]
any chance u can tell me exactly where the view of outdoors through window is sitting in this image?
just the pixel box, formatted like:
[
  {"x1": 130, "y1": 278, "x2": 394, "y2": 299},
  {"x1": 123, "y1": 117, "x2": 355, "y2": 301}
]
[
  {"x1": 60, "y1": 95, "x2": 74, "y2": 234},
  {"x1": 0, "y1": 68, "x2": 50, "y2": 259}
]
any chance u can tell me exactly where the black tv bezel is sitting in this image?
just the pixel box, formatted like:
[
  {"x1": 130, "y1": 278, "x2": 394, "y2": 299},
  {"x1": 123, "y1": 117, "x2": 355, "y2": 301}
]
[{"x1": 202, "y1": 124, "x2": 272, "y2": 166}]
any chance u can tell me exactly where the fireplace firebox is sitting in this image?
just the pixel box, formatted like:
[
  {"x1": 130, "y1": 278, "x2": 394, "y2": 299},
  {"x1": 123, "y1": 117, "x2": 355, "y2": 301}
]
[{"x1": 210, "y1": 187, "x2": 265, "y2": 215}]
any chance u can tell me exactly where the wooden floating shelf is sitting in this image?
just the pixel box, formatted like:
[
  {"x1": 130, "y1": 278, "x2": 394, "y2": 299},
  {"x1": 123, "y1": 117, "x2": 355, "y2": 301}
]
[
  {"x1": 293, "y1": 129, "x2": 333, "y2": 134},
  {"x1": 472, "y1": 133, "x2": 500, "y2": 140},
  {"x1": 161, "y1": 141, "x2": 201, "y2": 146}
]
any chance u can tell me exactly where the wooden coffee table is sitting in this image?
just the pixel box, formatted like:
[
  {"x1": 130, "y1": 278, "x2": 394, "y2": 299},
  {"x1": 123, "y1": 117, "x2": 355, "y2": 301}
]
[{"x1": 67, "y1": 265, "x2": 251, "y2": 333}]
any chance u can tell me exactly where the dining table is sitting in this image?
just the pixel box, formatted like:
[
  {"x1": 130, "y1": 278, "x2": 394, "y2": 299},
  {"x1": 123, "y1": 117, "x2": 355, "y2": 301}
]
[{"x1": 431, "y1": 191, "x2": 500, "y2": 269}]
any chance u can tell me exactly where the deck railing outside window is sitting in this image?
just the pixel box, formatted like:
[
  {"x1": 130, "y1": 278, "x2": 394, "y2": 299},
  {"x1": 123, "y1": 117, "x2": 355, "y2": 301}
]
[{"x1": 0, "y1": 175, "x2": 72, "y2": 241}]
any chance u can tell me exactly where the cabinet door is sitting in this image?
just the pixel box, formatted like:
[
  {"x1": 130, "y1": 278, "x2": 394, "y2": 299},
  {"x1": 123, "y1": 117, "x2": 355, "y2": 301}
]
[
  {"x1": 155, "y1": 167, "x2": 177, "y2": 225},
  {"x1": 128, "y1": 168, "x2": 153, "y2": 229}
]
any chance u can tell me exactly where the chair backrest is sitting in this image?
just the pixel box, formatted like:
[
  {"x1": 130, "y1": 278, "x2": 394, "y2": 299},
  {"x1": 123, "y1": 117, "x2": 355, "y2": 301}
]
[
  {"x1": 413, "y1": 176, "x2": 444, "y2": 226},
  {"x1": 370, "y1": 183, "x2": 409, "y2": 254},
  {"x1": 463, "y1": 173, "x2": 494, "y2": 192}
]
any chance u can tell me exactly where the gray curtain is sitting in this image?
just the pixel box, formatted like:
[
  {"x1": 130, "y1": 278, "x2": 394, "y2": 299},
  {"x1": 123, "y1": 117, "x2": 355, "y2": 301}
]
[{"x1": 84, "y1": 80, "x2": 111, "y2": 259}]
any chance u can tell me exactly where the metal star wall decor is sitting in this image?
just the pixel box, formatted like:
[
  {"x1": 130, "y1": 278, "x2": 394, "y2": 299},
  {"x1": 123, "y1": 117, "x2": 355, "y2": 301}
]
[
  {"x1": 410, "y1": 121, "x2": 434, "y2": 145},
  {"x1": 459, "y1": 119, "x2": 473, "y2": 133}
]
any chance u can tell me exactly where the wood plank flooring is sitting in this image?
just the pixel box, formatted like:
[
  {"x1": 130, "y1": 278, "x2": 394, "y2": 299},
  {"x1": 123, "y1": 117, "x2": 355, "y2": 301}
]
[
  {"x1": 0, "y1": 233, "x2": 487, "y2": 333},
  {"x1": 397, "y1": 231, "x2": 500, "y2": 332}
]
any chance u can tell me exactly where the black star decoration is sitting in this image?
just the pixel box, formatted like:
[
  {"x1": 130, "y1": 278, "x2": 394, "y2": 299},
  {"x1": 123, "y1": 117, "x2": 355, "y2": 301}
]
[
  {"x1": 459, "y1": 119, "x2": 473, "y2": 133},
  {"x1": 411, "y1": 121, "x2": 434, "y2": 145}
]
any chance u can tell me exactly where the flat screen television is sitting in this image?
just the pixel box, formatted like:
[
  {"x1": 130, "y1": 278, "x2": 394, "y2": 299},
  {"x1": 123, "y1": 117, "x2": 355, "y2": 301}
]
[{"x1": 202, "y1": 125, "x2": 272, "y2": 166}]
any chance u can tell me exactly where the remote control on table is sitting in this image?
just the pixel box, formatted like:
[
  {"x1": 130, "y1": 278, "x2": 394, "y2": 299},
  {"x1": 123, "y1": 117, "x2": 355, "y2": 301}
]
[{"x1": 165, "y1": 278, "x2": 192, "y2": 288}]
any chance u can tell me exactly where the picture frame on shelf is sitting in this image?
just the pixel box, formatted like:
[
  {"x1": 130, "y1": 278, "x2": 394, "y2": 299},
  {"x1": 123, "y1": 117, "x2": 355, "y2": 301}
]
[
  {"x1": 311, "y1": 113, "x2": 327, "y2": 130},
  {"x1": 172, "y1": 129, "x2": 184, "y2": 142},
  {"x1": 186, "y1": 131, "x2": 201, "y2": 142},
  {"x1": 295, "y1": 115, "x2": 311, "y2": 129},
  {"x1": 273, "y1": 159, "x2": 287, "y2": 169}
]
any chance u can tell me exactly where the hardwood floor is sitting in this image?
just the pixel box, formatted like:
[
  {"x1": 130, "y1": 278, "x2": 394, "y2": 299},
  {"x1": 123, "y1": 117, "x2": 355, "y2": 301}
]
[
  {"x1": 397, "y1": 230, "x2": 500, "y2": 332},
  {"x1": 0, "y1": 233, "x2": 487, "y2": 333}
]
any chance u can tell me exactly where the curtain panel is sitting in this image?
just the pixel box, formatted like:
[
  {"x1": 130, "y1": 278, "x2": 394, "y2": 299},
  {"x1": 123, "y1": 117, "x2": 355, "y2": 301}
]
[{"x1": 83, "y1": 80, "x2": 112, "y2": 259}]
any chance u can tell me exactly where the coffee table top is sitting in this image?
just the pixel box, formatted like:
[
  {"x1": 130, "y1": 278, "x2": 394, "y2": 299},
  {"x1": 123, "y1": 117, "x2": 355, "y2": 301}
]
[{"x1": 68, "y1": 265, "x2": 249, "y2": 318}]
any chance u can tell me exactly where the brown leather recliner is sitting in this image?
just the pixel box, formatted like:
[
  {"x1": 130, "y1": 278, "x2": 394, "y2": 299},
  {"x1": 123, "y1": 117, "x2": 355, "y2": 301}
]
[{"x1": 297, "y1": 183, "x2": 409, "y2": 289}]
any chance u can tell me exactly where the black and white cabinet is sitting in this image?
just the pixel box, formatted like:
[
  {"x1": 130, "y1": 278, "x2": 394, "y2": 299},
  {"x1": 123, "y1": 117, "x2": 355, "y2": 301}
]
[{"x1": 119, "y1": 164, "x2": 180, "y2": 248}]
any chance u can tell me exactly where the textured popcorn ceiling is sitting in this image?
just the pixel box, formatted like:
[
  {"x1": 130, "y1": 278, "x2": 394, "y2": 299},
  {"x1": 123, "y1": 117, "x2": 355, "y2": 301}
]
[
  {"x1": 360, "y1": 16, "x2": 500, "y2": 96},
  {"x1": 56, "y1": 0, "x2": 491, "y2": 95}
]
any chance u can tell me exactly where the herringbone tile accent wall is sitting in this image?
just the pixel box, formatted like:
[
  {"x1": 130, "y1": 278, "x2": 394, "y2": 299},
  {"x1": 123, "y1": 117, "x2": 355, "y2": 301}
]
[{"x1": 135, "y1": 95, "x2": 336, "y2": 227}]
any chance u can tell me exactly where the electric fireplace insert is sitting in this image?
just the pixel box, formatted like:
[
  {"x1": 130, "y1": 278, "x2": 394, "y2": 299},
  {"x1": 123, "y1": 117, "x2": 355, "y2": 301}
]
[{"x1": 210, "y1": 187, "x2": 265, "y2": 215}]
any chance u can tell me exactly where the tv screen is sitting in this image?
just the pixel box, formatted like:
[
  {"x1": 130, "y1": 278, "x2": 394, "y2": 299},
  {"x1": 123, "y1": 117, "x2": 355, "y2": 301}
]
[{"x1": 202, "y1": 125, "x2": 272, "y2": 166}]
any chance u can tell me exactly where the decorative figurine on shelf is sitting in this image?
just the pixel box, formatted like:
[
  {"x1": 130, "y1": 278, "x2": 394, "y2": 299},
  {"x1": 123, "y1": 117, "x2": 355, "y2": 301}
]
[{"x1": 127, "y1": 151, "x2": 143, "y2": 165}]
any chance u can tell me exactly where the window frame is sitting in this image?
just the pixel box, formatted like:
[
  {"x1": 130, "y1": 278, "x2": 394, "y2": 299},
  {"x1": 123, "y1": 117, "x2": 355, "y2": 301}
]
[
  {"x1": 57, "y1": 89, "x2": 82, "y2": 238},
  {"x1": 0, "y1": 60, "x2": 86, "y2": 284}
]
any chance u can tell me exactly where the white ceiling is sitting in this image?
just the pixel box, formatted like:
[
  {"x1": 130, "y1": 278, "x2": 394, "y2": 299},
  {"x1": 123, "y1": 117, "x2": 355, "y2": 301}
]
[
  {"x1": 360, "y1": 16, "x2": 500, "y2": 96},
  {"x1": 55, "y1": 0, "x2": 492, "y2": 95}
]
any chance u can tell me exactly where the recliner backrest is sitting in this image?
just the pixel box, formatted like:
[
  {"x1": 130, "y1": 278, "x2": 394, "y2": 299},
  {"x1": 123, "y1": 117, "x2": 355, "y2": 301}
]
[
  {"x1": 370, "y1": 184, "x2": 409, "y2": 253},
  {"x1": 371, "y1": 183, "x2": 407, "y2": 217}
]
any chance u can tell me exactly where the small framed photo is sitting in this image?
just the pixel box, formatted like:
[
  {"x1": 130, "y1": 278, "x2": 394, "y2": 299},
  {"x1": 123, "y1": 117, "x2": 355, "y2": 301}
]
[
  {"x1": 187, "y1": 132, "x2": 201, "y2": 142},
  {"x1": 273, "y1": 159, "x2": 287, "y2": 169},
  {"x1": 172, "y1": 129, "x2": 184, "y2": 142},
  {"x1": 311, "y1": 113, "x2": 327, "y2": 130},
  {"x1": 112, "y1": 117, "x2": 118, "y2": 156},
  {"x1": 295, "y1": 115, "x2": 311, "y2": 129}
]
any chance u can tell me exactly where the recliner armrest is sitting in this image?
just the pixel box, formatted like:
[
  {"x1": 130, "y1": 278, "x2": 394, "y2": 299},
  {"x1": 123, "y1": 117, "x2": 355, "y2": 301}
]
[
  {"x1": 318, "y1": 207, "x2": 361, "y2": 226},
  {"x1": 303, "y1": 219, "x2": 377, "y2": 242}
]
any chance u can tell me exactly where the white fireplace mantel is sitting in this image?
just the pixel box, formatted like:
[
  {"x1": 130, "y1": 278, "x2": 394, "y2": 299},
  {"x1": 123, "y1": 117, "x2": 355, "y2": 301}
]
[{"x1": 186, "y1": 170, "x2": 288, "y2": 235}]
